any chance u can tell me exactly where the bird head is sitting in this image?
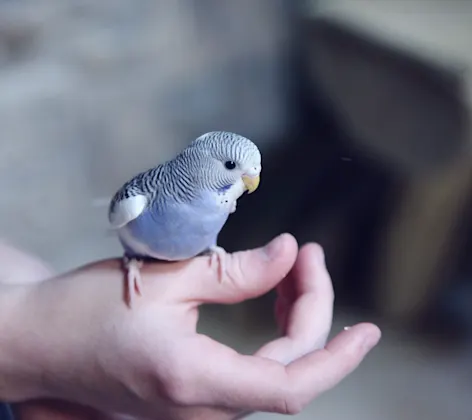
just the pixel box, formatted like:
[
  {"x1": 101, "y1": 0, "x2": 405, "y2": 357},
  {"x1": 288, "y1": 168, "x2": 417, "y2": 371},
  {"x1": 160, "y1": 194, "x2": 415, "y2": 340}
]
[{"x1": 187, "y1": 131, "x2": 262, "y2": 194}]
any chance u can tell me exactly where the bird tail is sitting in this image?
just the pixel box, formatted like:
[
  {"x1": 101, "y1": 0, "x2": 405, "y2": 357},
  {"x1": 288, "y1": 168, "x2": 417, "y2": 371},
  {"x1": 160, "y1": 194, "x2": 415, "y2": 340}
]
[{"x1": 91, "y1": 197, "x2": 117, "y2": 237}]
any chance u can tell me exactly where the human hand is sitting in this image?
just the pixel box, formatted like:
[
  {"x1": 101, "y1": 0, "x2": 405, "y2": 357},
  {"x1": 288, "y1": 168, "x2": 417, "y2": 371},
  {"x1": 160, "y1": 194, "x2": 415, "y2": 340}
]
[{"x1": 0, "y1": 234, "x2": 381, "y2": 419}]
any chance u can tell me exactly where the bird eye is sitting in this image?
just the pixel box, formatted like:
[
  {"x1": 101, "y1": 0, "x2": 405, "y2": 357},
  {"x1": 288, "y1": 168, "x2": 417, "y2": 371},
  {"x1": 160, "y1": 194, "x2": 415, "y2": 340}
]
[{"x1": 224, "y1": 161, "x2": 236, "y2": 170}]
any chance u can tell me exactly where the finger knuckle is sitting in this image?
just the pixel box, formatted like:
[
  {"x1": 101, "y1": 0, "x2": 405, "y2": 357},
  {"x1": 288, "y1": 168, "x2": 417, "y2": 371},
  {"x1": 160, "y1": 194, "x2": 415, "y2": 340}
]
[
  {"x1": 225, "y1": 253, "x2": 246, "y2": 287},
  {"x1": 271, "y1": 381, "x2": 306, "y2": 416},
  {"x1": 279, "y1": 393, "x2": 304, "y2": 415},
  {"x1": 323, "y1": 348, "x2": 360, "y2": 382},
  {"x1": 161, "y1": 364, "x2": 195, "y2": 405}
]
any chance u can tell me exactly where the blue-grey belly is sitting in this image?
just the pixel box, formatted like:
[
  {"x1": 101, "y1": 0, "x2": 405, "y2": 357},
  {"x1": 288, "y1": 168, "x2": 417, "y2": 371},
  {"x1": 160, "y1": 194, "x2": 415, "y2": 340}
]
[{"x1": 119, "y1": 202, "x2": 229, "y2": 260}]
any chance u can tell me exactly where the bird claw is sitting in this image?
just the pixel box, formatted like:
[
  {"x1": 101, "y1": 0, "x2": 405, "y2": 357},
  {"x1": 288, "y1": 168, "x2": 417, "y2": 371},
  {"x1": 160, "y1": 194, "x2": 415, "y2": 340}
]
[
  {"x1": 208, "y1": 246, "x2": 227, "y2": 283},
  {"x1": 123, "y1": 257, "x2": 144, "y2": 308}
]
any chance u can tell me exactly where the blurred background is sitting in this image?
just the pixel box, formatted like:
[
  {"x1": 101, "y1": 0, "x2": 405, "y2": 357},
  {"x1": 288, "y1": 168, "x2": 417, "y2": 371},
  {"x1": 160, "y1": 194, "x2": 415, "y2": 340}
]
[{"x1": 1, "y1": 0, "x2": 472, "y2": 418}]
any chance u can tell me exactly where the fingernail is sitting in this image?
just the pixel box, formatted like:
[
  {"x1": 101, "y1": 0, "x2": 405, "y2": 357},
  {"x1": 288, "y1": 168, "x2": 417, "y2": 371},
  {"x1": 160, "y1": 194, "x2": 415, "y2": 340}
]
[
  {"x1": 263, "y1": 234, "x2": 285, "y2": 259},
  {"x1": 343, "y1": 326, "x2": 351, "y2": 331},
  {"x1": 316, "y1": 246, "x2": 325, "y2": 264}
]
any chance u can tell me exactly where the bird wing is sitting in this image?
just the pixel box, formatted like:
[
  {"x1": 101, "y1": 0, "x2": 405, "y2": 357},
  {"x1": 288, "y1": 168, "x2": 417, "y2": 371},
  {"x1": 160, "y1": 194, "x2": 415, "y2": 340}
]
[
  {"x1": 108, "y1": 194, "x2": 149, "y2": 229},
  {"x1": 108, "y1": 170, "x2": 155, "y2": 229}
]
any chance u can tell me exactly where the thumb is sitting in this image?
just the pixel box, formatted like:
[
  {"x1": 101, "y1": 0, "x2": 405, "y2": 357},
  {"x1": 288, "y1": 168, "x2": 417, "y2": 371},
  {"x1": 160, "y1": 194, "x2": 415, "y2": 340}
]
[{"x1": 186, "y1": 233, "x2": 298, "y2": 304}]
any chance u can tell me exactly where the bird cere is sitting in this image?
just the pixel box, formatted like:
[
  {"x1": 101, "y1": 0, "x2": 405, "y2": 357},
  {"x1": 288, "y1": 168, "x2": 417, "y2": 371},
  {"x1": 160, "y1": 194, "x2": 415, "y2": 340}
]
[{"x1": 108, "y1": 131, "x2": 262, "y2": 307}]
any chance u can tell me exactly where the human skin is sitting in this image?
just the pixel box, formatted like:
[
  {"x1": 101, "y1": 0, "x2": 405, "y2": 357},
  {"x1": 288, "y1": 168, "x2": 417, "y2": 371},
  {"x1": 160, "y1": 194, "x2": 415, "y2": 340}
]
[{"x1": 0, "y1": 234, "x2": 381, "y2": 419}]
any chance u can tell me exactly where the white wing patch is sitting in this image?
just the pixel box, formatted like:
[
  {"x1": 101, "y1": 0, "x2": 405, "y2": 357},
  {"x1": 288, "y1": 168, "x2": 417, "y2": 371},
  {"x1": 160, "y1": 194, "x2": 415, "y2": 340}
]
[{"x1": 109, "y1": 194, "x2": 148, "y2": 229}]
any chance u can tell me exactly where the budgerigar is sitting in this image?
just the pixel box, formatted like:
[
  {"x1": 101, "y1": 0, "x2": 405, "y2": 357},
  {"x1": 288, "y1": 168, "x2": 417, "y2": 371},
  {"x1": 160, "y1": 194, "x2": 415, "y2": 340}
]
[{"x1": 108, "y1": 131, "x2": 262, "y2": 307}]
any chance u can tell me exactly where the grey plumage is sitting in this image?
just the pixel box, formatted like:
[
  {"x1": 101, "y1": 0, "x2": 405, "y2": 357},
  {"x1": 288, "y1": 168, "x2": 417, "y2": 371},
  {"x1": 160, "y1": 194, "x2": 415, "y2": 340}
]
[
  {"x1": 109, "y1": 131, "x2": 260, "y2": 218},
  {"x1": 107, "y1": 131, "x2": 262, "y2": 307}
]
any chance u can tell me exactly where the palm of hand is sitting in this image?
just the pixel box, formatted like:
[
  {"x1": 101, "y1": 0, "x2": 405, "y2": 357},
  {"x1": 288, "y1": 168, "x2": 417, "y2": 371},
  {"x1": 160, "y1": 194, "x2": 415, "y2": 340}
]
[{"x1": 0, "y1": 235, "x2": 380, "y2": 420}]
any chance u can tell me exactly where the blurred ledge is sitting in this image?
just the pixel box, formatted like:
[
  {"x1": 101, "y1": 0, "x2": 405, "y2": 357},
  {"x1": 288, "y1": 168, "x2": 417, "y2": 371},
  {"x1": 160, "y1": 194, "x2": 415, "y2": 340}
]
[
  {"x1": 310, "y1": 1, "x2": 472, "y2": 81},
  {"x1": 301, "y1": 15, "x2": 470, "y2": 175},
  {"x1": 220, "y1": 10, "x2": 472, "y2": 338},
  {"x1": 297, "y1": 14, "x2": 472, "y2": 333}
]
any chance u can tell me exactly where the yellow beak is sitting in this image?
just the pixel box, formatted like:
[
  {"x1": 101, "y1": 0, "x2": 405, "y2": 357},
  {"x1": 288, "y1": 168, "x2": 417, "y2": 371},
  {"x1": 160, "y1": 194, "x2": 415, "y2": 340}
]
[{"x1": 242, "y1": 174, "x2": 260, "y2": 194}]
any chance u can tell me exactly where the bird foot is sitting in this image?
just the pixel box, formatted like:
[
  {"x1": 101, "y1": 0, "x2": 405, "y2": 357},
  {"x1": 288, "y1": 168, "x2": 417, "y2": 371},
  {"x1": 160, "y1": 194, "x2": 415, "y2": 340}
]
[
  {"x1": 123, "y1": 256, "x2": 144, "y2": 308},
  {"x1": 208, "y1": 245, "x2": 227, "y2": 283}
]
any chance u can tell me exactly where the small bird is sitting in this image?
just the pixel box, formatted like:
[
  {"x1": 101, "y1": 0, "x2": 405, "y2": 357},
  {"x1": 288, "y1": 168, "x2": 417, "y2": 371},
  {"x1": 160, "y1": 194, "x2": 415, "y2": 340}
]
[{"x1": 108, "y1": 131, "x2": 262, "y2": 307}]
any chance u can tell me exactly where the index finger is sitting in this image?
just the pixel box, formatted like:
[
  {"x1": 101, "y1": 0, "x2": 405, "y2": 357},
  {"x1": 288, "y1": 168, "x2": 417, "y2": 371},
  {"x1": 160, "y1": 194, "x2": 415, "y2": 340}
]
[
  {"x1": 175, "y1": 323, "x2": 381, "y2": 414},
  {"x1": 257, "y1": 243, "x2": 334, "y2": 364}
]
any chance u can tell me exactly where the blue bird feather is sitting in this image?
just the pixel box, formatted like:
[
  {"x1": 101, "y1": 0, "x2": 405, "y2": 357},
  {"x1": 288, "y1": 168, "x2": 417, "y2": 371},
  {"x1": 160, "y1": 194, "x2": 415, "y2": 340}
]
[
  {"x1": 108, "y1": 131, "x2": 261, "y2": 308},
  {"x1": 119, "y1": 190, "x2": 229, "y2": 261}
]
